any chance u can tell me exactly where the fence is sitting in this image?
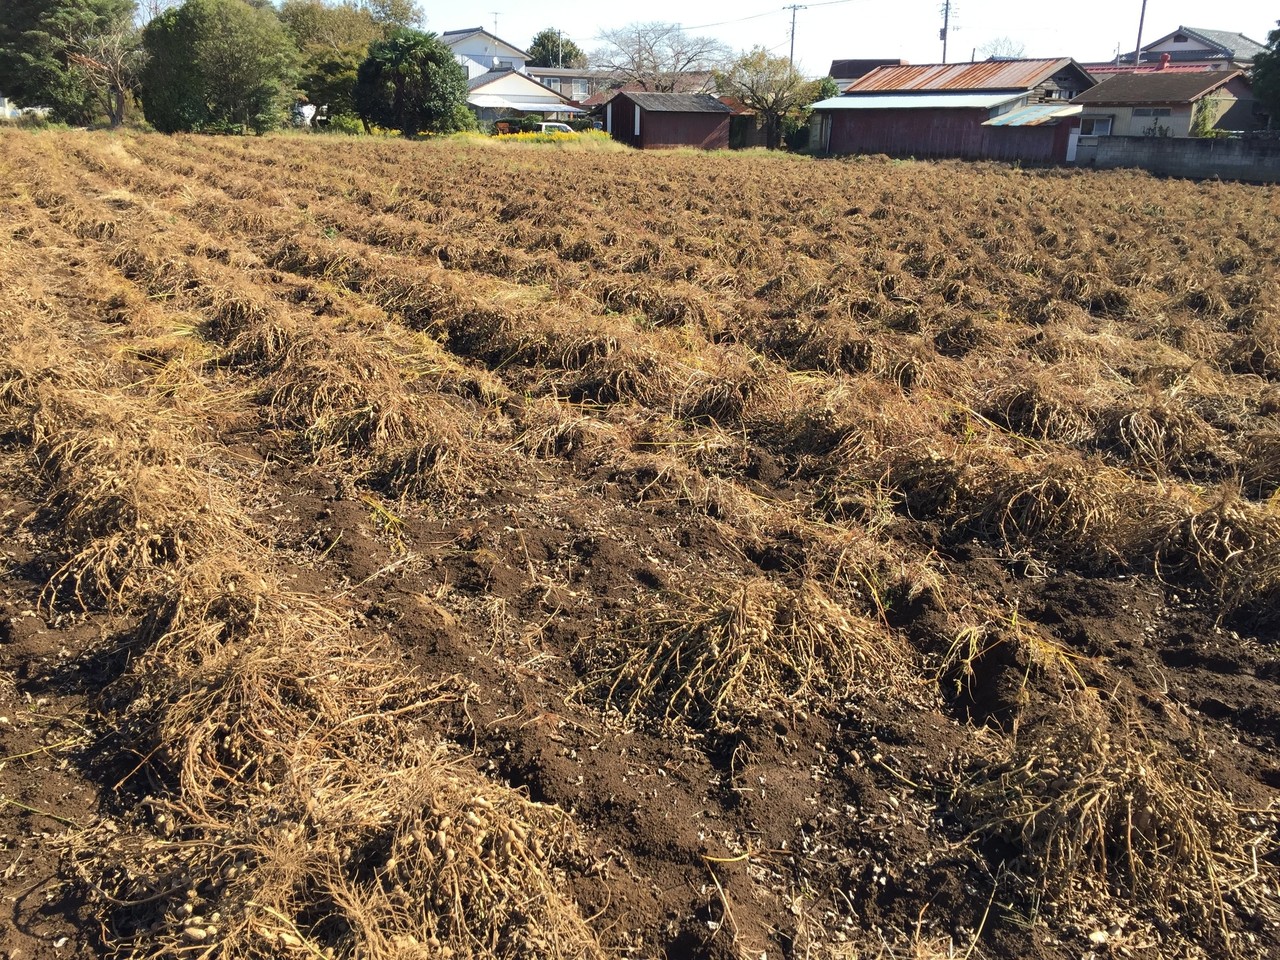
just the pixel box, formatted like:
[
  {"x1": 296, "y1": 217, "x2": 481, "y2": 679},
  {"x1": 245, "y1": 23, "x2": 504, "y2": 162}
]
[{"x1": 1073, "y1": 135, "x2": 1280, "y2": 183}]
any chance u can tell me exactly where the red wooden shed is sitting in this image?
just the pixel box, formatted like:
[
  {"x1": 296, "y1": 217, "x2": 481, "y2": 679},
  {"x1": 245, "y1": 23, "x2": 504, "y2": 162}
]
[
  {"x1": 602, "y1": 92, "x2": 731, "y2": 150},
  {"x1": 811, "y1": 58, "x2": 1097, "y2": 164}
]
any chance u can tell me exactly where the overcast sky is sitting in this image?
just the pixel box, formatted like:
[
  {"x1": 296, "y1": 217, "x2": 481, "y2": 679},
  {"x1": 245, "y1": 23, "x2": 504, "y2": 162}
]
[{"x1": 417, "y1": 1, "x2": 1277, "y2": 76}]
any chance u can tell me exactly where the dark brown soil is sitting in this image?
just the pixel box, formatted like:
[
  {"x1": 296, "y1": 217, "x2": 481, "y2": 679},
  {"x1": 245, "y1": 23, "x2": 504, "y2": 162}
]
[{"x1": 1, "y1": 130, "x2": 1277, "y2": 960}]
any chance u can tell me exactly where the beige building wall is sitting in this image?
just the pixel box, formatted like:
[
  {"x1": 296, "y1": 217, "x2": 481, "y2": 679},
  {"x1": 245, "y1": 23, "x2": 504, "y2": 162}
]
[{"x1": 1080, "y1": 89, "x2": 1238, "y2": 137}]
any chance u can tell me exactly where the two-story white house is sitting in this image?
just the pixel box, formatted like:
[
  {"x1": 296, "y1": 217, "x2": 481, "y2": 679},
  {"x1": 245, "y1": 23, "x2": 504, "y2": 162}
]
[{"x1": 441, "y1": 27, "x2": 530, "y2": 80}]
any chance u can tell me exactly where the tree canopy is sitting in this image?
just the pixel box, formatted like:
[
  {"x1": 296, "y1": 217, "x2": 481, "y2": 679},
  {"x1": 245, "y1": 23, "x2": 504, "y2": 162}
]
[
  {"x1": 353, "y1": 28, "x2": 471, "y2": 136},
  {"x1": 139, "y1": 0, "x2": 297, "y2": 133},
  {"x1": 0, "y1": 0, "x2": 137, "y2": 123},
  {"x1": 526, "y1": 28, "x2": 585, "y2": 69},
  {"x1": 1254, "y1": 21, "x2": 1280, "y2": 130},
  {"x1": 278, "y1": 0, "x2": 381, "y2": 53},
  {"x1": 716, "y1": 47, "x2": 829, "y2": 149},
  {"x1": 591, "y1": 21, "x2": 728, "y2": 92}
]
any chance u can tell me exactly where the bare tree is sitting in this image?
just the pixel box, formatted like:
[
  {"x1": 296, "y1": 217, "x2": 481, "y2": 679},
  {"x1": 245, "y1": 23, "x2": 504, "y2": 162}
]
[
  {"x1": 977, "y1": 36, "x2": 1026, "y2": 60},
  {"x1": 592, "y1": 22, "x2": 729, "y2": 92},
  {"x1": 135, "y1": 0, "x2": 178, "y2": 27},
  {"x1": 68, "y1": 24, "x2": 145, "y2": 127}
]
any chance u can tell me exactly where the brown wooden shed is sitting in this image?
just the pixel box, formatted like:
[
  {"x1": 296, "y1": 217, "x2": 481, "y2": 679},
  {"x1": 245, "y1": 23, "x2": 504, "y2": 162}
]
[{"x1": 603, "y1": 92, "x2": 731, "y2": 150}]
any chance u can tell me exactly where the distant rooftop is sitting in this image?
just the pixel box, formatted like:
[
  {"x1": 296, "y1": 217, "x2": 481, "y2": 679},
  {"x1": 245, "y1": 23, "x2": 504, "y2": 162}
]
[
  {"x1": 1072, "y1": 69, "x2": 1241, "y2": 105},
  {"x1": 847, "y1": 59, "x2": 1081, "y2": 94},
  {"x1": 609, "y1": 92, "x2": 732, "y2": 113}
]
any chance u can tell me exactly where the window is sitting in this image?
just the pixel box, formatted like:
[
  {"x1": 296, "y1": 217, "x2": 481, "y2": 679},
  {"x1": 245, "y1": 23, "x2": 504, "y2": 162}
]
[
  {"x1": 572, "y1": 80, "x2": 589, "y2": 99},
  {"x1": 1132, "y1": 107, "x2": 1171, "y2": 117},
  {"x1": 1079, "y1": 117, "x2": 1111, "y2": 135},
  {"x1": 541, "y1": 78, "x2": 561, "y2": 92},
  {"x1": 497, "y1": 59, "x2": 515, "y2": 70}
]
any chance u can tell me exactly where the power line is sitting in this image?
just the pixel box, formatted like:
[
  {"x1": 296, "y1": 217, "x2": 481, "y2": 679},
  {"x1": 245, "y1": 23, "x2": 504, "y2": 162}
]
[{"x1": 684, "y1": 0, "x2": 857, "y2": 33}]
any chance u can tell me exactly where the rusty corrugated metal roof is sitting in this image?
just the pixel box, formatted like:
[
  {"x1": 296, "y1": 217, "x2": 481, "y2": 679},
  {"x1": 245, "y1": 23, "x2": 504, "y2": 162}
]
[
  {"x1": 847, "y1": 58, "x2": 1074, "y2": 93},
  {"x1": 811, "y1": 92, "x2": 1024, "y2": 111}
]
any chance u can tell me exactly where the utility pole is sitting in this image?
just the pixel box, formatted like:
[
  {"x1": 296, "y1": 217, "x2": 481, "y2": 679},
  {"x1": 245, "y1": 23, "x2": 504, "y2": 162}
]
[
  {"x1": 557, "y1": 28, "x2": 562, "y2": 68},
  {"x1": 940, "y1": 0, "x2": 951, "y2": 64},
  {"x1": 786, "y1": 4, "x2": 807, "y2": 67},
  {"x1": 1133, "y1": 0, "x2": 1148, "y2": 69}
]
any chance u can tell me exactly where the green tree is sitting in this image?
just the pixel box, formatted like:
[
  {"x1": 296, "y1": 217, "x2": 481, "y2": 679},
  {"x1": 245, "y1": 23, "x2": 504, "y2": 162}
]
[
  {"x1": 278, "y1": 0, "x2": 379, "y2": 52},
  {"x1": 0, "y1": 0, "x2": 136, "y2": 123},
  {"x1": 363, "y1": 0, "x2": 421, "y2": 30},
  {"x1": 354, "y1": 28, "x2": 470, "y2": 136},
  {"x1": 139, "y1": 0, "x2": 297, "y2": 133},
  {"x1": 526, "y1": 28, "x2": 585, "y2": 69},
  {"x1": 1254, "y1": 21, "x2": 1280, "y2": 130},
  {"x1": 300, "y1": 46, "x2": 362, "y2": 117},
  {"x1": 279, "y1": 2, "x2": 381, "y2": 124},
  {"x1": 715, "y1": 47, "x2": 815, "y2": 149}
]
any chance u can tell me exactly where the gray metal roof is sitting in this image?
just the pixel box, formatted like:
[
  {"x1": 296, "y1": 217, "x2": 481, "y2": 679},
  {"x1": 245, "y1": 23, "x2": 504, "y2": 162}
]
[
  {"x1": 983, "y1": 103, "x2": 1081, "y2": 126},
  {"x1": 1175, "y1": 27, "x2": 1267, "y2": 60},
  {"x1": 614, "y1": 92, "x2": 732, "y2": 113},
  {"x1": 1123, "y1": 25, "x2": 1269, "y2": 65}
]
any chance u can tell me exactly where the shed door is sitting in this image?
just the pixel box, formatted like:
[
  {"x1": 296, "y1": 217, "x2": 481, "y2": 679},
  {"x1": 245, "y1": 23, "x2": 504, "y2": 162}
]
[
  {"x1": 606, "y1": 102, "x2": 612, "y2": 133},
  {"x1": 1066, "y1": 130, "x2": 1080, "y2": 163},
  {"x1": 634, "y1": 104, "x2": 641, "y2": 138}
]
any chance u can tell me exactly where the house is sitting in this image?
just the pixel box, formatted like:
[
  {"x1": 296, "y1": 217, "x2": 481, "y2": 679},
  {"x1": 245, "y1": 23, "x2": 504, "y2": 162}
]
[
  {"x1": 1101, "y1": 26, "x2": 1267, "y2": 73},
  {"x1": 810, "y1": 58, "x2": 1096, "y2": 163},
  {"x1": 602, "y1": 92, "x2": 731, "y2": 150},
  {"x1": 828, "y1": 59, "x2": 907, "y2": 88},
  {"x1": 525, "y1": 67, "x2": 610, "y2": 105},
  {"x1": 1071, "y1": 68, "x2": 1260, "y2": 136},
  {"x1": 466, "y1": 69, "x2": 583, "y2": 123},
  {"x1": 441, "y1": 27, "x2": 530, "y2": 80}
]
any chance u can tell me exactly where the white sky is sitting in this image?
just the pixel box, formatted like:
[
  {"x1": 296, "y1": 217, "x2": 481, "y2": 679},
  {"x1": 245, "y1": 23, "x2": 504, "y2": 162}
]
[{"x1": 417, "y1": 1, "x2": 1277, "y2": 77}]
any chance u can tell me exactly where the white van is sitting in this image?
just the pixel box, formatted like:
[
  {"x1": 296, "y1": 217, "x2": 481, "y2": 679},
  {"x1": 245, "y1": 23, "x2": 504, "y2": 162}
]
[{"x1": 537, "y1": 122, "x2": 574, "y2": 134}]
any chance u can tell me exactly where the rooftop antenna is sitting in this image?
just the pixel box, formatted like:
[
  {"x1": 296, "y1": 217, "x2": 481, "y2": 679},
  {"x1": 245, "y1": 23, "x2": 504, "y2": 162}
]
[{"x1": 490, "y1": 11, "x2": 499, "y2": 34}]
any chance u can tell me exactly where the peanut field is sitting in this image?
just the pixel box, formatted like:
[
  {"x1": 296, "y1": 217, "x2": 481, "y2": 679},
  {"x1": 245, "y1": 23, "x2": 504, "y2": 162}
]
[{"x1": 0, "y1": 130, "x2": 1278, "y2": 960}]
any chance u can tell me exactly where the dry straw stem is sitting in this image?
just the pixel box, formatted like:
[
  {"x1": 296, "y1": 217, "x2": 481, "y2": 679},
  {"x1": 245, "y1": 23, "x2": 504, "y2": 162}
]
[
  {"x1": 1099, "y1": 394, "x2": 1222, "y2": 473},
  {"x1": 76, "y1": 741, "x2": 606, "y2": 960},
  {"x1": 512, "y1": 395, "x2": 622, "y2": 462},
  {"x1": 28, "y1": 386, "x2": 254, "y2": 610},
  {"x1": 984, "y1": 372, "x2": 1098, "y2": 445},
  {"x1": 973, "y1": 457, "x2": 1166, "y2": 567},
  {"x1": 269, "y1": 335, "x2": 437, "y2": 458},
  {"x1": 1154, "y1": 491, "x2": 1280, "y2": 620},
  {"x1": 607, "y1": 577, "x2": 910, "y2": 727},
  {"x1": 939, "y1": 608, "x2": 1087, "y2": 705},
  {"x1": 957, "y1": 694, "x2": 1278, "y2": 952},
  {"x1": 1240, "y1": 425, "x2": 1280, "y2": 498}
]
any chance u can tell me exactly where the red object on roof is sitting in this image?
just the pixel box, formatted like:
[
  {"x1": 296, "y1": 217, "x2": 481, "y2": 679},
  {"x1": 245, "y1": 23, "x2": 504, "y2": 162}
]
[
  {"x1": 848, "y1": 58, "x2": 1077, "y2": 93},
  {"x1": 1085, "y1": 63, "x2": 1218, "y2": 75}
]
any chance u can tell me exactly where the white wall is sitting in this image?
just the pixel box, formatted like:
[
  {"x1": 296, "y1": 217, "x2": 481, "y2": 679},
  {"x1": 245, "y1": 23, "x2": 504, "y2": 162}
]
[{"x1": 446, "y1": 35, "x2": 527, "y2": 78}]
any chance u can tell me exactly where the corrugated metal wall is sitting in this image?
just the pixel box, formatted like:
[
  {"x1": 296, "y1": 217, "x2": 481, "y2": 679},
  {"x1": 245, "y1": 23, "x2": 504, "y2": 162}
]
[
  {"x1": 828, "y1": 109, "x2": 1067, "y2": 163},
  {"x1": 607, "y1": 96, "x2": 730, "y2": 150}
]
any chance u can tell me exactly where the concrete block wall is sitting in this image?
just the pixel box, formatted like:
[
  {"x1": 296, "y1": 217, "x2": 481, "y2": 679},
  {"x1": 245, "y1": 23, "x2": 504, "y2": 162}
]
[{"x1": 1074, "y1": 135, "x2": 1280, "y2": 183}]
